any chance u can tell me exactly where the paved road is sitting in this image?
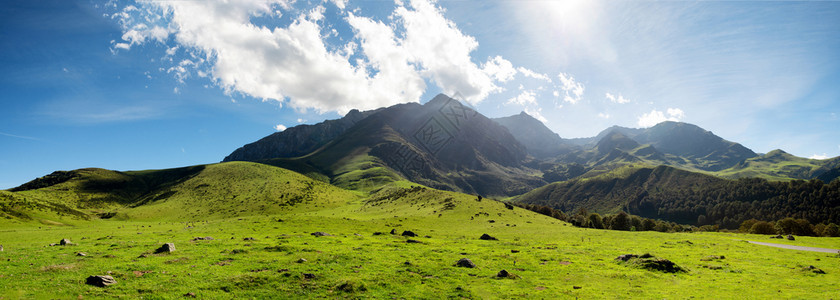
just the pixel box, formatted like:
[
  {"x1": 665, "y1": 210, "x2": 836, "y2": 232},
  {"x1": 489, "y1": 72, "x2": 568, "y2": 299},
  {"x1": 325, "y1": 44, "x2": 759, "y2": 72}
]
[{"x1": 748, "y1": 241, "x2": 840, "y2": 253}]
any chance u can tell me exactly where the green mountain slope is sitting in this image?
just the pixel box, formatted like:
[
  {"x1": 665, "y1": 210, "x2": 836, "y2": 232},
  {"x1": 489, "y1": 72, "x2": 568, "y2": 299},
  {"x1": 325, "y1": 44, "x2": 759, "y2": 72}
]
[
  {"x1": 226, "y1": 94, "x2": 545, "y2": 197},
  {"x1": 515, "y1": 165, "x2": 840, "y2": 228},
  {"x1": 122, "y1": 162, "x2": 361, "y2": 220},
  {"x1": 2, "y1": 162, "x2": 360, "y2": 223},
  {"x1": 715, "y1": 149, "x2": 840, "y2": 180}
]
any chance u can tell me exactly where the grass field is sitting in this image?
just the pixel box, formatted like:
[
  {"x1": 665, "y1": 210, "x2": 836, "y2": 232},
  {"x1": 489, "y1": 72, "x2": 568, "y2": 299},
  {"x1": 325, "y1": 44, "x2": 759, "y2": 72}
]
[{"x1": 2, "y1": 182, "x2": 839, "y2": 299}]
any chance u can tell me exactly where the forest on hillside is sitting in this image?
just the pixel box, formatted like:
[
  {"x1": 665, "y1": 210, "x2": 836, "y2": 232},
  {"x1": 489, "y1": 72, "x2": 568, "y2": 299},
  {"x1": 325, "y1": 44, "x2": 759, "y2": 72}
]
[{"x1": 518, "y1": 166, "x2": 840, "y2": 230}]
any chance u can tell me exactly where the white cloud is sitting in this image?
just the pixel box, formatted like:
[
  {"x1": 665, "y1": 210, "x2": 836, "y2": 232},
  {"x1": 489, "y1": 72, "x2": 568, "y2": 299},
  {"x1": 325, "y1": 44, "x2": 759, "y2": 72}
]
[
  {"x1": 598, "y1": 112, "x2": 610, "y2": 119},
  {"x1": 637, "y1": 108, "x2": 685, "y2": 127},
  {"x1": 274, "y1": 124, "x2": 287, "y2": 131},
  {"x1": 346, "y1": 12, "x2": 426, "y2": 106},
  {"x1": 605, "y1": 92, "x2": 630, "y2": 104},
  {"x1": 330, "y1": 0, "x2": 347, "y2": 10},
  {"x1": 809, "y1": 153, "x2": 829, "y2": 160},
  {"x1": 667, "y1": 108, "x2": 685, "y2": 119},
  {"x1": 483, "y1": 56, "x2": 517, "y2": 83},
  {"x1": 557, "y1": 72, "x2": 584, "y2": 104},
  {"x1": 552, "y1": 90, "x2": 560, "y2": 97},
  {"x1": 113, "y1": 0, "x2": 508, "y2": 113},
  {"x1": 297, "y1": 118, "x2": 306, "y2": 123},
  {"x1": 517, "y1": 67, "x2": 551, "y2": 82},
  {"x1": 394, "y1": 0, "x2": 503, "y2": 104},
  {"x1": 113, "y1": 42, "x2": 131, "y2": 51},
  {"x1": 506, "y1": 90, "x2": 537, "y2": 106}
]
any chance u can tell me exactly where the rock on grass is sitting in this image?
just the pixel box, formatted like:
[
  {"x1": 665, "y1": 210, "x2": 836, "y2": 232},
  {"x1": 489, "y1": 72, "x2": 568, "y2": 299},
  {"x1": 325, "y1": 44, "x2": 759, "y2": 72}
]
[
  {"x1": 479, "y1": 234, "x2": 497, "y2": 241},
  {"x1": 454, "y1": 258, "x2": 476, "y2": 268},
  {"x1": 496, "y1": 269, "x2": 516, "y2": 279},
  {"x1": 616, "y1": 253, "x2": 685, "y2": 273},
  {"x1": 155, "y1": 243, "x2": 176, "y2": 254},
  {"x1": 85, "y1": 275, "x2": 116, "y2": 287},
  {"x1": 401, "y1": 230, "x2": 418, "y2": 237}
]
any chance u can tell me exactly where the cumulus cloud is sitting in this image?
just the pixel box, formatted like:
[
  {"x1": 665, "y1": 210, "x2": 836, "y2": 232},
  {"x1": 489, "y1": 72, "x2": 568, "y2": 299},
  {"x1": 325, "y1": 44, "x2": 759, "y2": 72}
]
[
  {"x1": 506, "y1": 90, "x2": 537, "y2": 106},
  {"x1": 394, "y1": 0, "x2": 503, "y2": 104},
  {"x1": 517, "y1": 67, "x2": 551, "y2": 82},
  {"x1": 605, "y1": 92, "x2": 630, "y2": 104},
  {"x1": 598, "y1": 112, "x2": 610, "y2": 119},
  {"x1": 483, "y1": 56, "x2": 517, "y2": 83},
  {"x1": 557, "y1": 72, "x2": 584, "y2": 104},
  {"x1": 274, "y1": 124, "x2": 287, "y2": 131},
  {"x1": 809, "y1": 153, "x2": 829, "y2": 160},
  {"x1": 637, "y1": 108, "x2": 685, "y2": 127},
  {"x1": 111, "y1": 0, "x2": 508, "y2": 114},
  {"x1": 667, "y1": 108, "x2": 685, "y2": 119},
  {"x1": 330, "y1": 0, "x2": 347, "y2": 10}
]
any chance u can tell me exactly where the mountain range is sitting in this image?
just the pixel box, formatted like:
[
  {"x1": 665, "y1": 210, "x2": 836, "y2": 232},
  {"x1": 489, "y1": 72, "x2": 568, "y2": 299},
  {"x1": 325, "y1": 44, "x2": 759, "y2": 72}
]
[
  {"x1": 4, "y1": 93, "x2": 840, "y2": 228},
  {"x1": 224, "y1": 94, "x2": 840, "y2": 193}
]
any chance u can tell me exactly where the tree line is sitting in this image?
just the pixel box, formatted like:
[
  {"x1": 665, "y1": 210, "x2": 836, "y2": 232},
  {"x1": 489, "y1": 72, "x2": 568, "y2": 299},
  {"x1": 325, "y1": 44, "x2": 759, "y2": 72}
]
[{"x1": 516, "y1": 203, "x2": 840, "y2": 237}]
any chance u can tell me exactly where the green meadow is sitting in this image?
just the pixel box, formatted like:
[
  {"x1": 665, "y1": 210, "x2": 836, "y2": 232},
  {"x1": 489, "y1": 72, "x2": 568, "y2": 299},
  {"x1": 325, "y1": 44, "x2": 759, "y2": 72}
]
[{"x1": 1, "y1": 162, "x2": 839, "y2": 298}]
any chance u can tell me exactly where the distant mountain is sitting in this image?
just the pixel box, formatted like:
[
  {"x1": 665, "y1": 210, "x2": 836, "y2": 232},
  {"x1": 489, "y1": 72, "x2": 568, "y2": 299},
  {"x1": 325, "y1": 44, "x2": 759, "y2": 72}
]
[
  {"x1": 519, "y1": 121, "x2": 760, "y2": 183},
  {"x1": 224, "y1": 94, "x2": 545, "y2": 197},
  {"x1": 631, "y1": 122, "x2": 757, "y2": 171},
  {"x1": 515, "y1": 165, "x2": 840, "y2": 228},
  {"x1": 492, "y1": 112, "x2": 579, "y2": 158},
  {"x1": 718, "y1": 149, "x2": 840, "y2": 180}
]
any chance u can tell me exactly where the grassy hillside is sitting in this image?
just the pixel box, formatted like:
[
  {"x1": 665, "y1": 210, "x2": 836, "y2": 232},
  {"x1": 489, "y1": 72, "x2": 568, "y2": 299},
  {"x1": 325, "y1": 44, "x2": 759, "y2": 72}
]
[
  {"x1": 121, "y1": 162, "x2": 361, "y2": 221},
  {"x1": 1, "y1": 184, "x2": 838, "y2": 298},
  {"x1": 516, "y1": 165, "x2": 840, "y2": 228},
  {"x1": 715, "y1": 149, "x2": 840, "y2": 181},
  {"x1": 2, "y1": 162, "x2": 361, "y2": 223}
]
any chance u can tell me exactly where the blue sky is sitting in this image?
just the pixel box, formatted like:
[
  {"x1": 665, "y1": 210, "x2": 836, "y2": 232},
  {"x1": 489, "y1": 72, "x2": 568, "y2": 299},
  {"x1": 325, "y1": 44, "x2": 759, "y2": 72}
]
[{"x1": 1, "y1": 0, "x2": 839, "y2": 189}]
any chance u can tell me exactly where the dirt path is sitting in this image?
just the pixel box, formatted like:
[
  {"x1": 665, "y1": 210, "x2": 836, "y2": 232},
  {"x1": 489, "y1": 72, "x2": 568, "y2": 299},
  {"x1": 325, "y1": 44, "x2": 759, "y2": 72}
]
[{"x1": 748, "y1": 241, "x2": 840, "y2": 253}]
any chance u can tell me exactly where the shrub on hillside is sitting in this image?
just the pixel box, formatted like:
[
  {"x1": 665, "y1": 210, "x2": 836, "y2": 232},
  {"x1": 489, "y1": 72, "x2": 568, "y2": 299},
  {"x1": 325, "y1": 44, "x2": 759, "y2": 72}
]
[{"x1": 749, "y1": 221, "x2": 776, "y2": 235}]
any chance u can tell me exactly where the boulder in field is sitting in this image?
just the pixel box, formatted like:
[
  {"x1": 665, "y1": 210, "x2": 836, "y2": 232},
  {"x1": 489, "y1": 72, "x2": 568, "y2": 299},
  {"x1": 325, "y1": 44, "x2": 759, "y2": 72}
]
[
  {"x1": 311, "y1": 232, "x2": 332, "y2": 237},
  {"x1": 155, "y1": 243, "x2": 176, "y2": 254},
  {"x1": 401, "y1": 230, "x2": 417, "y2": 237},
  {"x1": 60, "y1": 239, "x2": 72, "y2": 246},
  {"x1": 479, "y1": 234, "x2": 497, "y2": 241},
  {"x1": 85, "y1": 275, "x2": 116, "y2": 287},
  {"x1": 616, "y1": 253, "x2": 685, "y2": 273},
  {"x1": 454, "y1": 258, "x2": 476, "y2": 268},
  {"x1": 496, "y1": 269, "x2": 516, "y2": 279}
]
